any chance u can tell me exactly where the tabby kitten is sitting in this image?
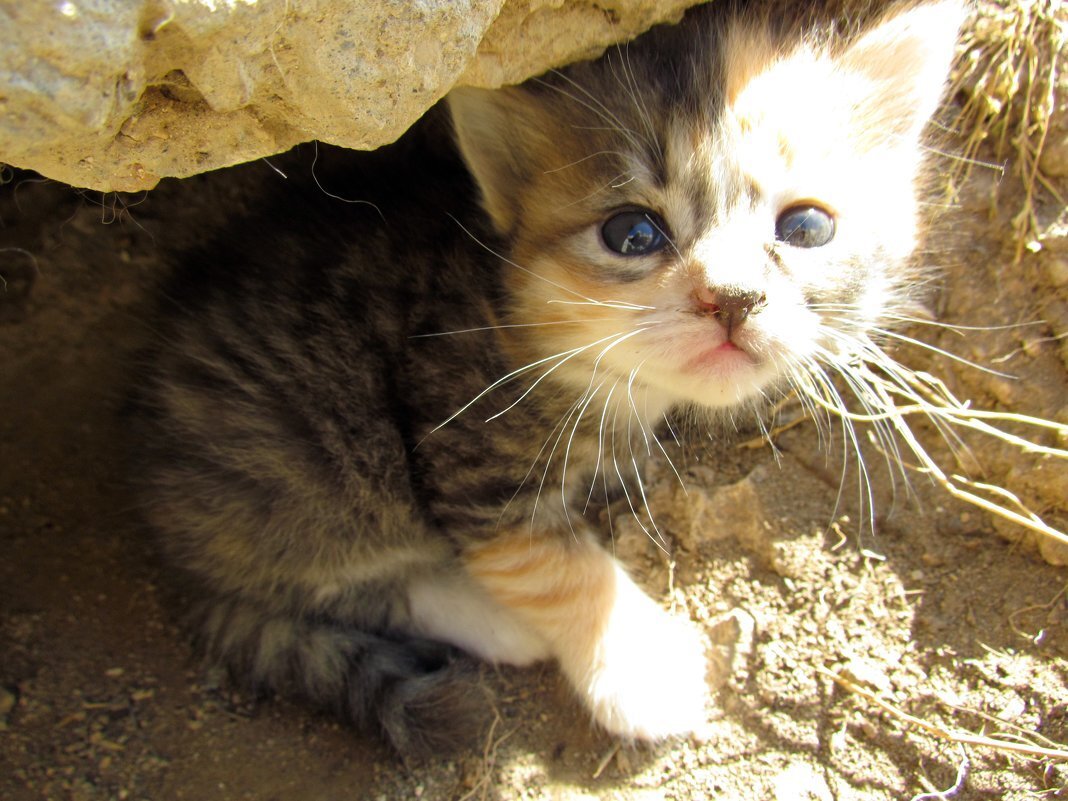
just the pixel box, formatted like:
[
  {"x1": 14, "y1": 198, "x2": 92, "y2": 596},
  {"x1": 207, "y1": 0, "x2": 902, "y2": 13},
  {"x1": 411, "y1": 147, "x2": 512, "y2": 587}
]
[{"x1": 139, "y1": 0, "x2": 963, "y2": 754}]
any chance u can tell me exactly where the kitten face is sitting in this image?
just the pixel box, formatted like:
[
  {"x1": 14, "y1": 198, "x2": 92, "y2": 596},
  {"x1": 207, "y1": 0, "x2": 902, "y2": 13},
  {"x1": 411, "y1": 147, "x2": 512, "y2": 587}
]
[{"x1": 451, "y1": 1, "x2": 962, "y2": 418}]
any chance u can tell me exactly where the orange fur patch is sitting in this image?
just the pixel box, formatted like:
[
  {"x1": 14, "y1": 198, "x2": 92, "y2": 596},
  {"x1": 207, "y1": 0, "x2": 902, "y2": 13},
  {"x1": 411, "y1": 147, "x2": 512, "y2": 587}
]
[{"x1": 465, "y1": 530, "x2": 616, "y2": 639}]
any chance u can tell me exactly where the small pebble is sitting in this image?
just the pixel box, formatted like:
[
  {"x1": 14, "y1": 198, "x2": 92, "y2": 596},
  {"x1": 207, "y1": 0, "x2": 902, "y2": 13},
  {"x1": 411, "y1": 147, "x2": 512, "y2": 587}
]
[{"x1": 0, "y1": 686, "x2": 15, "y2": 717}]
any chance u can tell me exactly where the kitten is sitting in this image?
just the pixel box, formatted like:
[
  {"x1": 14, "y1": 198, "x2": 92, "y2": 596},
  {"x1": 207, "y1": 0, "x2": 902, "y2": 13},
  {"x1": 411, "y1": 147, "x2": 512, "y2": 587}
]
[{"x1": 137, "y1": 0, "x2": 963, "y2": 755}]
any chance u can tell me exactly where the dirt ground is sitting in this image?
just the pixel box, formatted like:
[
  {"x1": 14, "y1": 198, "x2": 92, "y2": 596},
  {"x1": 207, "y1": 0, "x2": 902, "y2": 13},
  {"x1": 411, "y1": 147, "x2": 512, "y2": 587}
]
[{"x1": 1, "y1": 117, "x2": 1066, "y2": 801}]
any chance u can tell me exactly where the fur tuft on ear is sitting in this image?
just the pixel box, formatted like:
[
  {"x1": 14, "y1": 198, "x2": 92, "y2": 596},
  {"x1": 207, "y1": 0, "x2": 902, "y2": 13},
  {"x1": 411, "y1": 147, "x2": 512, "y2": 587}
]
[
  {"x1": 837, "y1": 0, "x2": 966, "y2": 141},
  {"x1": 448, "y1": 87, "x2": 550, "y2": 236}
]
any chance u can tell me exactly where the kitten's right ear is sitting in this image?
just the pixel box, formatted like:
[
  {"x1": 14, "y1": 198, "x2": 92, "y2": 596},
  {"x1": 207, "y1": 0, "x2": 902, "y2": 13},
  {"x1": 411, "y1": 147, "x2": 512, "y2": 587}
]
[
  {"x1": 838, "y1": 0, "x2": 966, "y2": 141},
  {"x1": 448, "y1": 86, "x2": 547, "y2": 236}
]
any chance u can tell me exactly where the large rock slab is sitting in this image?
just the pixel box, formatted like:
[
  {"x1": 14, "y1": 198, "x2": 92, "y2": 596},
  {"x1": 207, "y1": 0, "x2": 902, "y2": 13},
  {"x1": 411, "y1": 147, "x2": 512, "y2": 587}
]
[{"x1": 0, "y1": 0, "x2": 700, "y2": 191}]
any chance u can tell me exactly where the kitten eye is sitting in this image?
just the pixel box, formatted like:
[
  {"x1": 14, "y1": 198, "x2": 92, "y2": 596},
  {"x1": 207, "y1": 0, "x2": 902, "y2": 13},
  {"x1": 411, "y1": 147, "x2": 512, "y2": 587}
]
[
  {"x1": 601, "y1": 209, "x2": 669, "y2": 256},
  {"x1": 775, "y1": 205, "x2": 835, "y2": 248}
]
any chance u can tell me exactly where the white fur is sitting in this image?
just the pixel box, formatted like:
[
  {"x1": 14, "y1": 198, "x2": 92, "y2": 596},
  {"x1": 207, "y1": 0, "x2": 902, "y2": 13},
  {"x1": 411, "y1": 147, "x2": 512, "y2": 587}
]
[{"x1": 407, "y1": 571, "x2": 551, "y2": 666}]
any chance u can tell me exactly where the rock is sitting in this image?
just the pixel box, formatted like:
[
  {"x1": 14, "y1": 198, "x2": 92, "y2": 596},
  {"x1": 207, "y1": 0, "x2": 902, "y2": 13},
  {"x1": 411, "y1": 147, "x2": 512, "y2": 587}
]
[
  {"x1": 0, "y1": 0, "x2": 698, "y2": 192},
  {"x1": 1037, "y1": 526, "x2": 1068, "y2": 567},
  {"x1": 666, "y1": 468, "x2": 788, "y2": 571},
  {"x1": 665, "y1": 474, "x2": 765, "y2": 551},
  {"x1": 1038, "y1": 126, "x2": 1068, "y2": 178},
  {"x1": 1044, "y1": 257, "x2": 1068, "y2": 289},
  {"x1": 706, "y1": 607, "x2": 756, "y2": 692},
  {"x1": 0, "y1": 685, "x2": 15, "y2": 725},
  {"x1": 772, "y1": 762, "x2": 833, "y2": 801}
]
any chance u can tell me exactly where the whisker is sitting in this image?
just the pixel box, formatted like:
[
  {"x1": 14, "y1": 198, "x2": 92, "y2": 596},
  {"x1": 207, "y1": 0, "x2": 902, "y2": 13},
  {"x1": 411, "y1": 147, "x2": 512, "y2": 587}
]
[
  {"x1": 646, "y1": 214, "x2": 684, "y2": 261},
  {"x1": 815, "y1": 357, "x2": 877, "y2": 533},
  {"x1": 485, "y1": 323, "x2": 657, "y2": 422},
  {"x1": 652, "y1": 421, "x2": 688, "y2": 495},
  {"x1": 876, "y1": 313, "x2": 1046, "y2": 333},
  {"x1": 586, "y1": 379, "x2": 621, "y2": 512},
  {"x1": 539, "y1": 72, "x2": 646, "y2": 155},
  {"x1": 447, "y1": 213, "x2": 620, "y2": 308},
  {"x1": 607, "y1": 395, "x2": 666, "y2": 554},
  {"x1": 429, "y1": 334, "x2": 612, "y2": 438},
  {"x1": 619, "y1": 363, "x2": 669, "y2": 547},
  {"x1": 663, "y1": 413, "x2": 683, "y2": 448},
  {"x1": 543, "y1": 150, "x2": 629, "y2": 174},
  {"x1": 867, "y1": 326, "x2": 1019, "y2": 378},
  {"x1": 626, "y1": 366, "x2": 654, "y2": 456},
  {"x1": 561, "y1": 378, "x2": 608, "y2": 521},
  {"x1": 531, "y1": 393, "x2": 589, "y2": 536},
  {"x1": 411, "y1": 319, "x2": 602, "y2": 338},
  {"x1": 561, "y1": 168, "x2": 638, "y2": 208},
  {"x1": 547, "y1": 299, "x2": 655, "y2": 311}
]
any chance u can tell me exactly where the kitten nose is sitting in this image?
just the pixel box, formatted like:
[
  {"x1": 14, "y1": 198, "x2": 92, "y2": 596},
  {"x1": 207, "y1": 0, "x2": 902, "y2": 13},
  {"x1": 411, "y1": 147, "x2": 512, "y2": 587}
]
[{"x1": 693, "y1": 285, "x2": 766, "y2": 334}]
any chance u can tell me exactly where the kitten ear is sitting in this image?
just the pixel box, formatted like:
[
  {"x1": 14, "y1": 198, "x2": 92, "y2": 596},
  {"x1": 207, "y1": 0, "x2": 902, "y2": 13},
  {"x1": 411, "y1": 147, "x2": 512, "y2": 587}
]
[
  {"x1": 838, "y1": 0, "x2": 965, "y2": 141},
  {"x1": 449, "y1": 86, "x2": 547, "y2": 236}
]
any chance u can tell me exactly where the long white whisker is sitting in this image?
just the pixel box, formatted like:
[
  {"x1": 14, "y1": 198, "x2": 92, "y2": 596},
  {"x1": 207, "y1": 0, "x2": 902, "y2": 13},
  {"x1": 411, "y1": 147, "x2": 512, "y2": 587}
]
[
  {"x1": 814, "y1": 336, "x2": 911, "y2": 484},
  {"x1": 626, "y1": 366, "x2": 653, "y2": 456},
  {"x1": 652, "y1": 423, "x2": 688, "y2": 495},
  {"x1": 587, "y1": 379, "x2": 621, "y2": 512},
  {"x1": 625, "y1": 395, "x2": 667, "y2": 547},
  {"x1": 547, "y1": 299, "x2": 655, "y2": 312},
  {"x1": 428, "y1": 343, "x2": 588, "y2": 436},
  {"x1": 539, "y1": 72, "x2": 645, "y2": 155},
  {"x1": 608, "y1": 395, "x2": 664, "y2": 553},
  {"x1": 561, "y1": 379, "x2": 608, "y2": 521},
  {"x1": 531, "y1": 394, "x2": 588, "y2": 537},
  {"x1": 617, "y1": 45, "x2": 662, "y2": 163},
  {"x1": 875, "y1": 313, "x2": 1046, "y2": 333},
  {"x1": 411, "y1": 319, "x2": 603, "y2": 338},
  {"x1": 798, "y1": 356, "x2": 868, "y2": 530},
  {"x1": 543, "y1": 150, "x2": 630, "y2": 174},
  {"x1": 447, "y1": 213, "x2": 622, "y2": 308},
  {"x1": 868, "y1": 325, "x2": 1019, "y2": 379},
  {"x1": 486, "y1": 323, "x2": 657, "y2": 422},
  {"x1": 561, "y1": 169, "x2": 639, "y2": 208}
]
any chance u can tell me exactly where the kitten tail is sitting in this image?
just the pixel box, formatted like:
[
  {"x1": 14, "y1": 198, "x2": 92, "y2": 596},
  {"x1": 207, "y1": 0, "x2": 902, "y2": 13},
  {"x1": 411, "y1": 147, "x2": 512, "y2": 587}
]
[{"x1": 196, "y1": 596, "x2": 489, "y2": 757}]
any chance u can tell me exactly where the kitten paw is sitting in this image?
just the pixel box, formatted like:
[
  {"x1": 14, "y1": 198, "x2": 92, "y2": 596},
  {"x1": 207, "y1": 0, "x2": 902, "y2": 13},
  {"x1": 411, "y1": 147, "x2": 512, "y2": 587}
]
[{"x1": 572, "y1": 576, "x2": 710, "y2": 740}]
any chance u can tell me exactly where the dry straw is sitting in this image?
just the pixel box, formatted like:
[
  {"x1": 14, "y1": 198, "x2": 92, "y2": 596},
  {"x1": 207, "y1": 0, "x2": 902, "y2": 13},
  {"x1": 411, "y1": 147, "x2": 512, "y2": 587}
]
[
  {"x1": 949, "y1": 0, "x2": 1066, "y2": 261},
  {"x1": 939, "y1": 0, "x2": 1067, "y2": 547},
  {"x1": 804, "y1": 355, "x2": 1068, "y2": 549}
]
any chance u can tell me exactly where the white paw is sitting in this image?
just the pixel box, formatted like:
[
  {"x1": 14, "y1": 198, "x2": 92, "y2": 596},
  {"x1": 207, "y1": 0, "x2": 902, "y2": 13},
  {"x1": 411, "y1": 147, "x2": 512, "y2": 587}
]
[{"x1": 569, "y1": 570, "x2": 710, "y2": 740}]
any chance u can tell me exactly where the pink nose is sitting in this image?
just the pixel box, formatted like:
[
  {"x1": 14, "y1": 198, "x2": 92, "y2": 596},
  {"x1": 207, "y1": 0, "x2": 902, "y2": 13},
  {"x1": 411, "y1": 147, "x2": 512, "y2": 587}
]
[{"x1": 693, "y1": 285, "x2": 766, "y2": 334}]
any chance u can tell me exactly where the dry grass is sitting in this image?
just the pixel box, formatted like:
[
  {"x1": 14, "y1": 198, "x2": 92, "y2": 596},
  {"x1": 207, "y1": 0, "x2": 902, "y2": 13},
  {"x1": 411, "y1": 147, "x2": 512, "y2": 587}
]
[
  {"x1": 819, "y1": 665, "x2": 1068, "y2": 762},
  {"x1": 949, "y1": 0, "x2": 1067, "y2": 261},
  {"x1": 744, "y1": 348, "x2": 1068, "y2": 556},
  {"x1": 848, "y1": 364, "x2": 1068, "y2": 549}
]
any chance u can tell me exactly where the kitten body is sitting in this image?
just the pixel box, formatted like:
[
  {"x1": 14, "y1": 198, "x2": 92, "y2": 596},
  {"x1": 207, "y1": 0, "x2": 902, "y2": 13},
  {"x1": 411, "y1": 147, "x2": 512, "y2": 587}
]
[{"x1": 139, "y1": 0, "x2": 963, "y2": 754}]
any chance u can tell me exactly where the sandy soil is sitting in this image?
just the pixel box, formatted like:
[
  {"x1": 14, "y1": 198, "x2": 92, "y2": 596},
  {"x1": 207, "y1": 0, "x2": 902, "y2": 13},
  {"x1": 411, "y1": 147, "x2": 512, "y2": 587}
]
[{"x1": 0, "y1": 135, "x2": 1065, "y2": 801}]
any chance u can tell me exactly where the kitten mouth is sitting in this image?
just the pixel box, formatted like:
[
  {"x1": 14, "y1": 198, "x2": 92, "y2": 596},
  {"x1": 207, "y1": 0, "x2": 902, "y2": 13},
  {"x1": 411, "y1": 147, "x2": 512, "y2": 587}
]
[{"x1": 685, "y1": 339, "x2": 756, "y2": 373}]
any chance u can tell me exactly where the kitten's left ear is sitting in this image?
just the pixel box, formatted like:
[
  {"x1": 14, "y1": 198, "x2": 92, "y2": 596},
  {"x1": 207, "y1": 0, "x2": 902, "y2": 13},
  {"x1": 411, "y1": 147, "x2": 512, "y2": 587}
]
[
  {"x1": 448, "y1": 86, "x2": 550, "y2": 236},
  {"x1": 838, "y1": 0, "x2": 966, "y2": 140}
]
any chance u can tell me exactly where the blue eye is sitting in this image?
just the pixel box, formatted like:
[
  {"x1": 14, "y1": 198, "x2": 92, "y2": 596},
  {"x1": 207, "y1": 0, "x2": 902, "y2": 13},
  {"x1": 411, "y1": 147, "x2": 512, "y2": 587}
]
[
  {"x1": 775, "y1": 205, "x2": 835, "y2": 248},
  {"x1": 601, "y1": 209, "x2": 669, "y2": 256}
]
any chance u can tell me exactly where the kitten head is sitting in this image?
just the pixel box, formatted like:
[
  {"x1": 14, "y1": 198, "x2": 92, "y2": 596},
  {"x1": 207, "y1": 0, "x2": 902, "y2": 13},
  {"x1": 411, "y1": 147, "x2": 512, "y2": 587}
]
[{"x1": 449, "y1": 0, "x2": 963, "y2": 417}]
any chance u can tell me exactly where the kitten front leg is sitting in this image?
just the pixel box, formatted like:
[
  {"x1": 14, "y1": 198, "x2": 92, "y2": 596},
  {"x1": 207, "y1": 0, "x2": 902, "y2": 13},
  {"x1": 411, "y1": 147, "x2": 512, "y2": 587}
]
[{"x1": 465, "y1": 529, "x2": 710, "y2": 740}]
